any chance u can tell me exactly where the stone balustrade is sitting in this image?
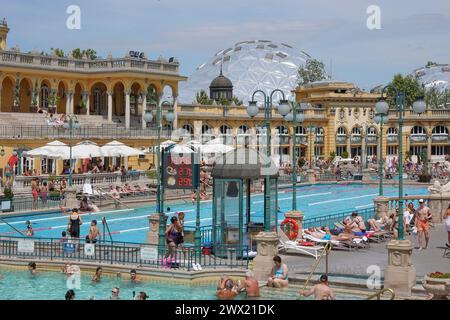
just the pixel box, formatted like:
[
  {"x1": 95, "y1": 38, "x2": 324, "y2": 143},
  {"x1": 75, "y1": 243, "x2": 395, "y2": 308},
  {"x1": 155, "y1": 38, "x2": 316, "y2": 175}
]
[
  {"x1": 13, "y1": 171, "x2": 153, "y2": 193},
  {"x1": 0, "y1": 50, "x2": 179, "y2": 74}
]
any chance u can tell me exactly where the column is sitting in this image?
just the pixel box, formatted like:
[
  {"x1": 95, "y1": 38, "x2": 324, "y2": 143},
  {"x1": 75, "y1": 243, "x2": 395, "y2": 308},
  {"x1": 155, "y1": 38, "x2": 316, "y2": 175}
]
[
  {"x1": 107, "y1": 91, "x2": 113, "y2": 123},
  {"x1": 361, "y1": 132, "x2": 367, "y2": 168},
  {"x1": 68, "y1": 91, "x2": 74, "y2": 115},
  {"x1": 172, "y1": 94, "x2": 179, "y2": 130},
  {"x1": 427, "y1": 134, "x2": 432, "y2": 170},
  {"x1": 253, "y1": 232, "x2": 280, "y2": 281},
  {"x1": 346, "y1": 135, "x2": 351, "y2": 157},
  {"x1": 65, "y1": 93, "x2": 71, "y2": 114},
  {"x1": 147, "y1": 214, "x2": 168, "y2": 245},
  {"x1": 384, "y1": 240, "x2": 416, "y2": 297},
  {"x1": 141, "y1": 92, "x2": 147, "y2": 130},
  {"x1": 84, "y1": 92, "x2": 90, "y2": 116},
  {"x1": 0, "y1": 85, "x2": 2, "y2": 112},
  {"x1": 125, "y1": 90, "x2": 131, "y2": 129}
]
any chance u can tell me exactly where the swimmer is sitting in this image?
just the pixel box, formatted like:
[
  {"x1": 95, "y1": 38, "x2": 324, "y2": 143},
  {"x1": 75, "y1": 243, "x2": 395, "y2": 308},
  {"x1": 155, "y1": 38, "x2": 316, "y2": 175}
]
[
  {"x1": 300, "y1": 275, "x2": 336, "y2": 300},
  {"x1": 216, "y1": 277, "x2": 239, "y2": 300},
  {"x1": 28, "y1": 262, "x2": 37, "y2": 275},
  {"x1": 92, "y1": 267, "x2": 103, "y2": 282},
  {"x1": 65, "y1": 289, "x2": 76, "y2": 300},
  {"x1": 239, "y1": 271, "x2": 260, "y2": 298},
  {"x1": 130, "y1": 269, "x2": 141, "y2": 283},
  {"x1": 110, "y1": 287, "x2": 120, "y2": 300}
]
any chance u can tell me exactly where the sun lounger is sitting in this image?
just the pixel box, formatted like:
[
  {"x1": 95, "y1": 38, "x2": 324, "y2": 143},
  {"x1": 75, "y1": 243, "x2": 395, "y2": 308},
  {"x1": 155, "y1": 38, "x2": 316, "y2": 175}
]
[
  {"x1": 277, "y1": 229, "x2": 325, "y2": 259},
  {"x1": 302, "y1": 233, "x2": 363, "y2": 251}
]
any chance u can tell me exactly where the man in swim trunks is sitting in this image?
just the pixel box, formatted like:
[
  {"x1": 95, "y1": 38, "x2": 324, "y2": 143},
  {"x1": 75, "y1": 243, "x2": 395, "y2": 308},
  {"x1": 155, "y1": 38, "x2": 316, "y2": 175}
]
[
  {"x1": 300, "y1": 275, "x2": 336, "y2": 300},
  {"x1": 416, "y1": 199, "x2": 432, "y2": 250},
  {"x1": 130, "y1": 269, "x2": 141, "y2": 283},
  {"x1": 239, "y1": 271, "x2": 260, "y2": 298},
  {"x1": 216, "y1": 277, "x2": 239, "y2": 300}
]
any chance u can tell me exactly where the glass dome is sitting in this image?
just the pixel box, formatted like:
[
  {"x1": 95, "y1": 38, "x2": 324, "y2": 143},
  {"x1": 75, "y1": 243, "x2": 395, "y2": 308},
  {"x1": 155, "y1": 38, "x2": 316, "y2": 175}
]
[
  {"x1": 179, "y1": 40, "x2": 315, "y2": 104},
  {"x1": 413, "y1": 64, "x2": 450, "y2": 92}
]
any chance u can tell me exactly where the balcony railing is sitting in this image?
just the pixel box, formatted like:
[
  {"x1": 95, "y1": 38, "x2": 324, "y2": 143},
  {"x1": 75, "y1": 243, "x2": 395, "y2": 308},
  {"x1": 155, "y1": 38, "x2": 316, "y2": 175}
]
[
  {"x1": 315, "y1": 135, "x2": 324, "y2": 144},
  {"x1": 276, "y1": 136, "x2": 290, "y2": 145},
  {"x1": 366, "y1": 135, "x2": 378, "y2": 144},
  {"x1": 387, "y1": 135, "x2": 398, "y2": 143},
  {"x1": 336, "y1": 135, "x2": 347, "y2": 144},
  {"x1": 350, "y1": 135, "x2": 362, "y2": 144},
  {"x1": 0, "y1": 124, "x2": 172, "y2": 139},
  {"x1": 296, "y1": 135, "x2": 307, "y2": 145},
  {"x1": 410, "y1": 134, "x2": 427, "y2": 143},
  {"x1": 431, "y1": 134, "x2": 449, "y2": 142},
  {"x1": 0, "y1": 50, "x2": 180, "y2": 74}
]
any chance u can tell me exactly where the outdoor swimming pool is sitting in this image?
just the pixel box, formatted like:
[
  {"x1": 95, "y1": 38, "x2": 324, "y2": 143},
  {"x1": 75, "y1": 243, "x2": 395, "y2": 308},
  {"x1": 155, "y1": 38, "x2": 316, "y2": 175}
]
[
  {"x1": 0, "y1": 184, "x2": 429, "y2": 243},
  {"x1": 0, "y1": 268, "x2": 365, "y2": 300}
]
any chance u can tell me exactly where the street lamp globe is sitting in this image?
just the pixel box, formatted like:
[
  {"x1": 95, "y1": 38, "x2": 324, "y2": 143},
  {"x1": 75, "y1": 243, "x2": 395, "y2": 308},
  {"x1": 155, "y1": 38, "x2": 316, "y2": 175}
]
[
  {"x1": 143, "y1": 110, "x2": 153, "y2": 123},
  {"x1": 277, "y1": 100, "x2": 291, "y2": 117},
  {"x1": 165, "y1": 111, "x2": 176, "y2": 123},
  {"x1": 375, "y1": 99, "x2": 389, "y2": 115},
  {"x1": 74, "y1": 120, "x2": 81, "y2": 129},
  {"x1": 284, "y1": 113, "x2": 293, "y2": 122},
  {"x1": 63, "y1": 121, "x2": 70, "y2": 130},
  {"x1": 412, "y1": 98, "x2": 427, "y2": 114},
  {"x1": 246, "y1": 101, "x2": 259, "y2": 118}
]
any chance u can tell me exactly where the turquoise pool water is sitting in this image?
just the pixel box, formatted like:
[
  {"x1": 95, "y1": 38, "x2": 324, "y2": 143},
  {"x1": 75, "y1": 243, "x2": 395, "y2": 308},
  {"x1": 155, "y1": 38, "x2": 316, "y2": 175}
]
[
  {"x1": 0, "y1": 268, "x2": 364, "y2": 300},
  {"x1": 0, "y1": 183, "x2": 428, "y2": 243}
]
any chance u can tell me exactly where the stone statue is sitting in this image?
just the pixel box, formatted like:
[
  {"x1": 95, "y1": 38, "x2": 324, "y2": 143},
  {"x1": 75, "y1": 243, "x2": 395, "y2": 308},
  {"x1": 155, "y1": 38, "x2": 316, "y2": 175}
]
[{"x1": 428, "y1": 180, "x2": 450, "y2": 195}]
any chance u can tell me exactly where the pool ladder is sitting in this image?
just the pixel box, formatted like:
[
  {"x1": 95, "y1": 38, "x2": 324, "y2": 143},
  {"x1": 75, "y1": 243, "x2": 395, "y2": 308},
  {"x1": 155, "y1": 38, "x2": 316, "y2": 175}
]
[
  {"x1": 301, "y1": 242, "x2": 333, "y2": 293},
  {"x1": 366, "y1": 288, "x2": 395, "y2": 300}
]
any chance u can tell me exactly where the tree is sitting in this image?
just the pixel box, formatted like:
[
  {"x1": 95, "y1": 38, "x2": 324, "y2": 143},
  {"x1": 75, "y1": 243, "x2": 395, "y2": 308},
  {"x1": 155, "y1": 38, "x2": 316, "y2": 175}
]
[
  {"x1": 297, "y1": 59, "x2": 327, "y2": 86},
  {"x1": 386, "y1": 74, "x2": 422, "y2": 109},
  {"x1": 51, "y1": 48, "x2": 65, "y2": 58},
  {"x1": 231, "y1": 96, "x2": 243, "y2": 106},
  {"x1": 83, "y1": 49, "x2": 97, "y2": 60},
  {"x1": 146, "y1": 86, "x2": 158, "y2": 105},
  {"x1": 196, "y1": 90, "x2": 212, "y2": 105},
  {"x1": 425, "y1": 61, "x2": 438, "y2": 67},
  {"x1": 71, "y1": 48, "x2": 83, "y2": 59}
]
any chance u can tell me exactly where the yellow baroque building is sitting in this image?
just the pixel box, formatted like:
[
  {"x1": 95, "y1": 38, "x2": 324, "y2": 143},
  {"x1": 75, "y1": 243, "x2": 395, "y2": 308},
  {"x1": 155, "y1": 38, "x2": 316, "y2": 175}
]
[{"x1": 0, "y1": 19, "x2": 449, "y2": 179}]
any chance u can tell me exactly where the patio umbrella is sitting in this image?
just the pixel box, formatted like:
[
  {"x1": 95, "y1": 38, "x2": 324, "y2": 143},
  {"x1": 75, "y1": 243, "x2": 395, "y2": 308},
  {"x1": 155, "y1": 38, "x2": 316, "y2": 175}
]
[
  {"x1": 100, "y1": 141, "x2": 145, "y2": 157},
  {"x1": 70, "y1": 141, "x2": 103, "y2": 159},
  {"x1": 25, "y1": 140, "x2": 71, "y2": 159}
]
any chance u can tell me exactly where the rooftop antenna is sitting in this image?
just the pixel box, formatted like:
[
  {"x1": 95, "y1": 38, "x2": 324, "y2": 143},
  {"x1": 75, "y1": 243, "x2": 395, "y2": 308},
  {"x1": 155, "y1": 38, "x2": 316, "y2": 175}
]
[{"x1": 220, "y1": 56, "x2": 224, "y2": 76}]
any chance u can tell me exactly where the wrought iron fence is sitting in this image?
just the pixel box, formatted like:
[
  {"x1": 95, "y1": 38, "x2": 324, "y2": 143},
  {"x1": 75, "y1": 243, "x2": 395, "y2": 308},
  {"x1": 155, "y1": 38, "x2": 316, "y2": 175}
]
[
  {"x1": 0, "y1": 196, "x2": 63, "y2": 213},
  {"x1": 0, "y1": 236, "x2": 249, "y2": 271}
]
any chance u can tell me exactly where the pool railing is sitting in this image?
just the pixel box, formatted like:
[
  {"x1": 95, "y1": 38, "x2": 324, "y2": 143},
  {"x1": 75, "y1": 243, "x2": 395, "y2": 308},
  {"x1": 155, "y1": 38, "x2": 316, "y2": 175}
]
[{"x1": 0, "y1": 236, "x2": 249, "y2": 271}]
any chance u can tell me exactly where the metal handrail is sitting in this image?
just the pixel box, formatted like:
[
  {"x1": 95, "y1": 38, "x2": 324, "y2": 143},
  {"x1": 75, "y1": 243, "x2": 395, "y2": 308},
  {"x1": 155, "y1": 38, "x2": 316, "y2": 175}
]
[
  {"x1": 301, "y1": 242, "x2": 333, "y2": 293},
  {"x1": 366, "y1": 288, "x2": 395, "y2": 300}
]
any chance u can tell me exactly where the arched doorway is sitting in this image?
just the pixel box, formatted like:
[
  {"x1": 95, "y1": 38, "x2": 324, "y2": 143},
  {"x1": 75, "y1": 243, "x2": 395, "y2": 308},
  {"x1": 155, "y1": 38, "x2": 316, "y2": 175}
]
[
  {"x1": 19, "y1": 78, "x2": 32, "y2": 113},
  {"x1": 57, "y1": 81, "x2": 67, "y2": 114},
  {"x1": 1, "y1": 77, "x2": 14, "y2": 112},
  {"x1": 90, "y1": 82, "x2": 107, "y2": 116},
  {"x1": 112, "y1": 82, "x2": 124, "y2": 117}
]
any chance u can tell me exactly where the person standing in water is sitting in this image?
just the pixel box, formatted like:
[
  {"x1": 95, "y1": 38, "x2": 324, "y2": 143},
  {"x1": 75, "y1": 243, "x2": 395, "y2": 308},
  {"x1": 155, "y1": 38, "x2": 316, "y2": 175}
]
[{"x1": 300, "y1": 275, "x2": 336, "y2": 300}]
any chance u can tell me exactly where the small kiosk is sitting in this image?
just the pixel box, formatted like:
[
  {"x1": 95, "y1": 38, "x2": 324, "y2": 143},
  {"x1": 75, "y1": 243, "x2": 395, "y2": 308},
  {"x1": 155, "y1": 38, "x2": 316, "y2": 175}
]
[{"x1": 211, "y1": 148, "x2": 279, "y2": 256}]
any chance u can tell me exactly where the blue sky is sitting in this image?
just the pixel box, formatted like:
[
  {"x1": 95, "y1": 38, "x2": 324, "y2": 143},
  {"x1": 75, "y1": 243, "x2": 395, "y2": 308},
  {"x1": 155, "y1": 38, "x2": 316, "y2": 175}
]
[{"x1": 1, "y1": 0, "x2": 449, "y2": 90}]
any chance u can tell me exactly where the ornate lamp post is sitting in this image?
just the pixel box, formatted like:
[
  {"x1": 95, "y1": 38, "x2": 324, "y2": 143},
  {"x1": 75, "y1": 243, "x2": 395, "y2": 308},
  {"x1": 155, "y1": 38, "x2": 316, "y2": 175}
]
[
  {"x1": 144, "y1": 100, "x2": 175, "y2": 247},
  {"x1": 63, "y1": 115, "x2": 81, "y2": 187},
  {"x1": 247, "y1": 90, "x2": 289, "y2": 231},
  {"x1": 283, "y1": 103, "x2": 305, "y2": 211},
  {"x1": 375, "y1": 88, "x2": 426, "y2": 240},
  {"x1": 374, "y1": 112, "x2": 388, "y2": 196}
]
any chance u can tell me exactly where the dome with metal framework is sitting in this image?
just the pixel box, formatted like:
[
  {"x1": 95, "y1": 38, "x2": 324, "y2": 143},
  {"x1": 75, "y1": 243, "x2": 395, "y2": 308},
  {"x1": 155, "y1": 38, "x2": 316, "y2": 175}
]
[
  {"x1": 412, "y1": 64, "x2": 450, "y2": 92},
  {"x1": 179, "y1": 40, "x2": 315, "y2": 104}
]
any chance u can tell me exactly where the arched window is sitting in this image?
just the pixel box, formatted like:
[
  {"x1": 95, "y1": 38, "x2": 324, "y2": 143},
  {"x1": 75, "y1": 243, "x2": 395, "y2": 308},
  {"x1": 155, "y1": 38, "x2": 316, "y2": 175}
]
[
  {"x1": 315, "y1": 127, "x2": 324, "y2": 136},
  {"x1": 352, "y1": 126, "x2": 362, "y2": 135},
  {"x1": 94, "y1": 89, "x2": 104, "y2": 115},
  {"x1": 296, "y1": 126, "x2": 307, "y2": 135},
  {"x1": 432, "y1": 126, "x2": 449, "y2": 135},
  {"x1": 202, "y1": 124, "x2": 213, "y2": 135},
  {"x1": 182, "y1": 124, "x2": 194, "y2": 135},
  {"x1": 220, "y1": 125, "x2": 232, "y2": 135},
  {"x1": 238, "y1": 125, "x2": 249, "y2": 135},
  {"x1": 41, "y1": 84, "x2": 49, "y2": 109},
  {"x1": 276, "y1": 125, "x2": 288, "y2": 135},
  {"x1": 337, "y1": 127, "x2": 347, "y2": 136},
  {"x1": 367, "y1": 126, "x2": 377, "y2": 135},
  {"x1": 387, "y1": 127, "x2": 398, "y2": 135},
  {"x1": 411, "y1": 126, "x2": 427, "y2": 135}
]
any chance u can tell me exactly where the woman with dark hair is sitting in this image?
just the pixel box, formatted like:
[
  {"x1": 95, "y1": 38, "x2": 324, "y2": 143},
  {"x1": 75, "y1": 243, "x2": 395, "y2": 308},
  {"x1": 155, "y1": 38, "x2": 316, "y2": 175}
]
[
  {"x1": 165, "y1": 216, "x2": 182, "y2": 261},
  {"x1": 267, "y1": 256, "x2": 289, "y2": 288},
  {"x1": 65, "y1": 290, "x2": 76, "y2": 300}
]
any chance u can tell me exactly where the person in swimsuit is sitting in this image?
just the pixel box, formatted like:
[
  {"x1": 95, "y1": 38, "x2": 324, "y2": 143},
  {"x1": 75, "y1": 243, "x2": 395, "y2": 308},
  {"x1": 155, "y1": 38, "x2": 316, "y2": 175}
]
[
  {"x1": 267, "y1": 256, "x2": 288, "y2": 288},
  {"x1": 92, "y1": 267, "x2": 103, "y2": 282},
  {"x1": 68, "y1": 208, "x2": 82, "y2": 250},
  {"x1": 40, "y1": 182, "x2": 48, "y2": 206},
  {"x1": 130, "y1": 269, "x2": 141, "y2": 283},
  {"x1": 26, "y1": 220, "x2": 34, "y2": 237},
  {"x1": 239, "y1": 271, "x2": 260, "y2": 298},
  {"x1": 300, "y1": 275, "x2": 336, "y2": 300},
  {"x1": 28, "y1": 262, "x2": 37, "y2": 275},
  {"x1": 351, "y1": 212, "x2": 367, "y2": 233},
  {"x1": 165, "y1": 216, "x2": 181, "y2": 260},
  {"x1": 416, "y1": 199, "x2": 432, "y2": 250},
  {"x1": 216, "y1": 277, "x2": 239, "y2": 300},
  {"x1": 445, "y1": 204, "x2": 450, "y2": 248},
  {"x1": 86, "y1": 220, "x2": 101, "y2": 244}
]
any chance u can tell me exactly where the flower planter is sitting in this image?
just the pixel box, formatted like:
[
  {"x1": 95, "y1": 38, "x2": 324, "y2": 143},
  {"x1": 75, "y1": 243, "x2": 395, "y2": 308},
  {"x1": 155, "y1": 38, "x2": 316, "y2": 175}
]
[{"x1": 422, "y1": 275, "x2": 450, "y2": 300}]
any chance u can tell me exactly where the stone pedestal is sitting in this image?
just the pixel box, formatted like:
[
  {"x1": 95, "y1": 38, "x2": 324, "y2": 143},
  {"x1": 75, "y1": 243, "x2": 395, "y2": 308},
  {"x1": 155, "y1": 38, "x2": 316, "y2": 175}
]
[
  {"x1": 284, "y1": 210, "x2": 304, "y2": 240},
  {"x1": 362, "y1": 168, "x2": 372, "y2": 183},
  {"x1": 147, "y1": 214, "x2": 168, "y2": 245},
  {"x1": 64, "y1": 187, "x2": 79, "y2": 210},
  {"x1": 307, "y1": 169, "x2": 316, "y2": 184},
  {"x1": 253, "y1": 232, "x2": 280, "y2": 282},
  {"x1": 383, "y1": 240, "x2": 416, "y2": 297},
  {"x1": 427, "y1": 194, "x2": 446, "y2": 224},
  {"x1": 374, "y1": 196, "x2": 389, "y2": 219}
]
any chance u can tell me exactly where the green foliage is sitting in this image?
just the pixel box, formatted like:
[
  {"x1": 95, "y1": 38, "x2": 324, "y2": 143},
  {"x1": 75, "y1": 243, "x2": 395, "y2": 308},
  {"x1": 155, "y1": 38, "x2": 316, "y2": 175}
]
[
  {"x1": 71, "y1": 48, "x2": 97, "y2": 60},
  {"x1": 146, "y1": 86, "x2": 158, "y2": 105},
  {"x1": 425, "y1": 61, "x2": 438, "y2": 67},
  {"x1": 146, "y1": 170, "x2": 158, "y2": 180},
  {"x1": 3, "y1": 187, "x2": 14, "y2": 199},
  {"x1": 196, "y1": 90, "x2": 212, "y2": 105},
  {"x1": 429, "y1": 272, "x2": 450, "y2": 279},
  {"x1": 341, "y1": 151, "x2": 349, "y2": 159},
  {"x1": 386, "y1": 74, "x2": 422, "y2": 109},
  {"x1": 298, "y1": 158, "x2": 306, "y2": 168},
  {"x1": 328, "y1": 152, "x2": 336, "y2": 162},
  {"x1": 297, "y1": 59, "x2": 327, "y2": 86},
  {"x1": 231, "y1": 96, "x2": 243, "y2": 106},
  {"x1": 51, "y1": 48, "x2": 65, "y2": 58},
  {"x1": 31, "y1": 79, "x2": 39, "y2": 107},
  {"x1": 48, "y1": 174, "x2": 57, "y2": 182},
  {"x1": 46, "y1": 93, "x2": 60, "y2": 108},
  {"x1": 425, "y1": 87, "x2": 450, "y2": 108},
  {"x1": 13, "y1": 77, "x2": 20, "y2": 105}
]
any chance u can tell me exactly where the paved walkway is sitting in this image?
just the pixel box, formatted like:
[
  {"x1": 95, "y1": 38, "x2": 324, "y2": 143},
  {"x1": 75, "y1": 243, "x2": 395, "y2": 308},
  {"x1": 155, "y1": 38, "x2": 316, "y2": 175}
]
[{"x1": 281, "y1": 223, "x2": 449, "y2": 280}]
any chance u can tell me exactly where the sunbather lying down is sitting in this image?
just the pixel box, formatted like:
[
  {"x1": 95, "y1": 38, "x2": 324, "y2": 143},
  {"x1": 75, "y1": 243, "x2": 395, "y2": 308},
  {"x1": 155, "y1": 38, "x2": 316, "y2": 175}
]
[{"x1": 304, "y1": 227, "x2": 353, "y2": 241}]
